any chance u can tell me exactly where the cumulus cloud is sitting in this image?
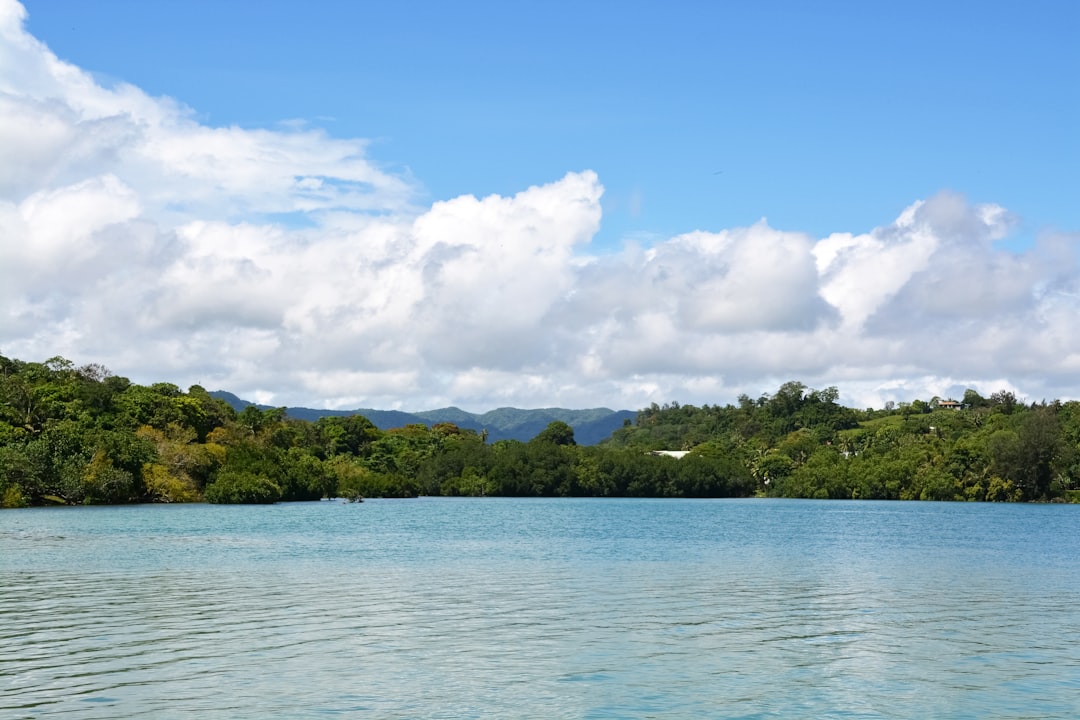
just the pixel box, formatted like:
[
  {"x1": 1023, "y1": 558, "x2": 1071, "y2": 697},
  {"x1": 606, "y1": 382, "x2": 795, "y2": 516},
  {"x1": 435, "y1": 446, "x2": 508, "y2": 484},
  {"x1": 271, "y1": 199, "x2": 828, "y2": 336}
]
[{"x1": 2, "y1": 0, "x2": 1079, "y2": 411}]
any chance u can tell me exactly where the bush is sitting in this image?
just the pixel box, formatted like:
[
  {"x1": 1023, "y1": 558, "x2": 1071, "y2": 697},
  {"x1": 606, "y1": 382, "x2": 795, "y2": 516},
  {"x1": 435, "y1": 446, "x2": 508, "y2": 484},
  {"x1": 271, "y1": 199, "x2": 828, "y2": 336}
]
[
  {"x1": 1, "y1": 484, "x2": 28, "y2": 508},
  {"x1": 204, "y1": 471, "x2": 281, "y2": 504},
  {"x1": 142, "y1": 462, "x2": 201, "y2": 503}
]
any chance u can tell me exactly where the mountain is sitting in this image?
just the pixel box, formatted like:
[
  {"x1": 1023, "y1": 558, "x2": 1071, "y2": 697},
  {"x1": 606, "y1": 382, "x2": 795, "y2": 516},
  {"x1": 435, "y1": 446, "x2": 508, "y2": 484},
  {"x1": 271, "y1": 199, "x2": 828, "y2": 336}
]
[{"x1": 208, "y1": 391, "x2": 635, "y2": 445}]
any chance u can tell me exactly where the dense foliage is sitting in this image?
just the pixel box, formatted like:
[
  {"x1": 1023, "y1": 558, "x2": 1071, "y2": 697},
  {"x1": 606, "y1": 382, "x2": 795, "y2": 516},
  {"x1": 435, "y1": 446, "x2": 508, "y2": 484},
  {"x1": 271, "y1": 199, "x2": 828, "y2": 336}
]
[
  {"x1": 1, "y1": 356, "x2": 1077, "y2": 506},
  {"x1": 606, "y1": 381, "x2": 1079, "y2": 503}
]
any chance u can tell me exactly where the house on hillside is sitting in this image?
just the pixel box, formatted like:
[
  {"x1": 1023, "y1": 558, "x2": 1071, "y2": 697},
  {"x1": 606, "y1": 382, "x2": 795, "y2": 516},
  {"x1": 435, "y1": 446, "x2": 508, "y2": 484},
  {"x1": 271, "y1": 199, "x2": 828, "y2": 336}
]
[{"x1": 937, "y1": 400, "x2": 962, "y2": 410}]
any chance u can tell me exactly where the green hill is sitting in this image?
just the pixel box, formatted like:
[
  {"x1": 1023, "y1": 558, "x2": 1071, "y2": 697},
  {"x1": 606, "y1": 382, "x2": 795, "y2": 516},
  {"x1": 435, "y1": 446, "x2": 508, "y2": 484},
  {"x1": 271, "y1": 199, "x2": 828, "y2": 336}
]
[{"x1": 208, "y1": 392, "x2": 634, "y2": 445}]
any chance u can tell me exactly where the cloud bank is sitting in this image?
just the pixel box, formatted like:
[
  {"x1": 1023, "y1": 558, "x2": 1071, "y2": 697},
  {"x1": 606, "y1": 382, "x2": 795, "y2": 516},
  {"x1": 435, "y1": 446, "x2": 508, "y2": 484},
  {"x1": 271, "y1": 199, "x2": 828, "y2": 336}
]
[{"x1": 2, "y1": 0, "x2": 1078, "y2": 411}]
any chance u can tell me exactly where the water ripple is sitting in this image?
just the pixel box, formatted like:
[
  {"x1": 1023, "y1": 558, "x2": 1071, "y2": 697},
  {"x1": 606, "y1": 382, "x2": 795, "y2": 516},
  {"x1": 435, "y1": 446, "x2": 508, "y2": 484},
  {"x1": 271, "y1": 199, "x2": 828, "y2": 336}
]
[{"x1": 2, "y1": 499, "x2": 1079, "y2": 718}]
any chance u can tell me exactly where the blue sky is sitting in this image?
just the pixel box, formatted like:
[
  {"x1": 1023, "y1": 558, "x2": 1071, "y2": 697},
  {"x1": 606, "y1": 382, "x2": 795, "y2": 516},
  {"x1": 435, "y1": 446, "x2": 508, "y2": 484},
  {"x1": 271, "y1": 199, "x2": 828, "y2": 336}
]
[
  {"x1": 3, "y1": 0, "x2": 1079, "y2": 410},
  {"x1": 24, "y1": 0, "x2": 1078, "y2": 247}
]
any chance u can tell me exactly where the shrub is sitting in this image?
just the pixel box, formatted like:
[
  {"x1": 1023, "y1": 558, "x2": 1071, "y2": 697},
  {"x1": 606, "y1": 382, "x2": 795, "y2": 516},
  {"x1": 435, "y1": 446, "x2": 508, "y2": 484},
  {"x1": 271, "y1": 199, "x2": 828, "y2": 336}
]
[{"x1": 204, "y1": 470, "x2": 281, "y2": 504}]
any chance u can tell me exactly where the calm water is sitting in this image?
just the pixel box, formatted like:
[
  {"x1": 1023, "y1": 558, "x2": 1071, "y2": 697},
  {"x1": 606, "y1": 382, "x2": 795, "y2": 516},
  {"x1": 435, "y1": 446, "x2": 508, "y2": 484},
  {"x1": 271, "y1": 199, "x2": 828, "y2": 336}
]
[{"x1": 1, "y1": 498, "x2": 1078, "y2": 719}]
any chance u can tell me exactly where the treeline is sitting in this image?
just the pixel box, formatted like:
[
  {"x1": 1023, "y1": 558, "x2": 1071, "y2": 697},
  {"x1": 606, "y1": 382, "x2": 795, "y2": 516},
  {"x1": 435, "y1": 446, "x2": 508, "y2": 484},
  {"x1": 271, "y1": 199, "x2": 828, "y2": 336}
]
[
  {"x1": 0, "y1": 355, "x2": 750, "y2": 506},
  {"x1": 606, "y1": 381, "x2": 1080, "y2": 502},
  {"x1": 0, "y1": 356, "x2": 1077, "y2": 506}
]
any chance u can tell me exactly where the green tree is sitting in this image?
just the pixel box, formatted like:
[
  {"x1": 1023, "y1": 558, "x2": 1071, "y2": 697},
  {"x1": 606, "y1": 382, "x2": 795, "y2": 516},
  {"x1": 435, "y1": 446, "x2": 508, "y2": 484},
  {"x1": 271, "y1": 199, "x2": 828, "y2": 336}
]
[
  {"x1": 533, "y1": 420, "x2": 576, "y2": 446},
  {"x1": 315, "y1": 414, "x2": 382, "y2": 458},
  {"x1": 204, "y1": 470, "x2": 281, "y2": 504},
  {"x1": 962, "y1": 388, "x2": 988, "y2": 409}
]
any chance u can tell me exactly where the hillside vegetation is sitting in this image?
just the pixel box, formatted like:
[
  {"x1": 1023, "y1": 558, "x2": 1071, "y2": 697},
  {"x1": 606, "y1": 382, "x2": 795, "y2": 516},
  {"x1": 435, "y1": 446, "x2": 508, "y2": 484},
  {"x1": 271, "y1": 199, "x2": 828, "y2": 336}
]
[
  {"x1": 604, "y1": 381, "x2": 1079, "y2": 502},
  {"x1": 1, "y1": 355, "x2": 1076, "y2": 506}
]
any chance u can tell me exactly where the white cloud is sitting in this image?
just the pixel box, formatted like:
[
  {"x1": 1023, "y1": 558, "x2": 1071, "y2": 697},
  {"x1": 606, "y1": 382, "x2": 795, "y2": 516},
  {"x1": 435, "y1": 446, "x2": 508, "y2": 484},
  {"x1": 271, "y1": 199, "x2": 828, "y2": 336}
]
[
  {"x1": 0, "y1": 3, "x2": 411, "y2": 219},
  {"x1": 3, "y1": 0, "x2": 1080, "y2": 412}
]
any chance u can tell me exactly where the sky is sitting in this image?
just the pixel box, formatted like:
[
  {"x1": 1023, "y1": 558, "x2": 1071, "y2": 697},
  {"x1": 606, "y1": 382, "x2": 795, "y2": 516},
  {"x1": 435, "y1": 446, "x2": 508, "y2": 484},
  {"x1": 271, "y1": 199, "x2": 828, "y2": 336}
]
[{"x1": 2, "y1": 0, "x2": 1078, "y2": 411}]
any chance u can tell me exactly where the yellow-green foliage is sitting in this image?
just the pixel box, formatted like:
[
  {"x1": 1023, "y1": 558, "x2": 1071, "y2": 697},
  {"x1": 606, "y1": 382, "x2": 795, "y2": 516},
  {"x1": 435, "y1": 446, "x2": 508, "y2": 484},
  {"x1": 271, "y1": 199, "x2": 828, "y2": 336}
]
[
  {"x1": 2, "y1": 484, "x2": 28, "y2": 508},
  {"x1": 142, "y1": 462, "x2": 201, "y2": 503},
  {"x1": 985, "y1": 476, "x2": 1022, "y2": 502},
  {"x1": 136, "y1": 424, "x2": 220, "y2": 492},
  {"x1": 81, "y1": 450, "x2": 136, "y2": 504}
]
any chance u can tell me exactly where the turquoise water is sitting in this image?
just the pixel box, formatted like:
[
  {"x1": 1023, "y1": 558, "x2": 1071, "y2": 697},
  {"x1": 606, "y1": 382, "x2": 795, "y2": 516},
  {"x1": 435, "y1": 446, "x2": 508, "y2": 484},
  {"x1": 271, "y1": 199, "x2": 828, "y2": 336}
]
[{"x1": 1, "y1": 498, "x2": 1078, "y2": 719}]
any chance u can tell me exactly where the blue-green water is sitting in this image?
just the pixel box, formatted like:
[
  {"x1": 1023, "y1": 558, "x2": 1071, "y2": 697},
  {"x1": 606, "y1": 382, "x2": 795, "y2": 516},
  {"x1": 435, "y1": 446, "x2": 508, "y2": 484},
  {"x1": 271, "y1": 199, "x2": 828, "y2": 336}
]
[{"x1": 1, "y1": 498, "x2": 1078, "y2": 719}]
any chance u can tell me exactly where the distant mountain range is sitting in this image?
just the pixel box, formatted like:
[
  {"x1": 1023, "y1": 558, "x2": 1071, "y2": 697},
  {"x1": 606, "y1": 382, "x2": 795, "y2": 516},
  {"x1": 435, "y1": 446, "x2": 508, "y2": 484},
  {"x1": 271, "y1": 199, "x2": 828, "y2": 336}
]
[{"x1": 209, "y1": 391, "x2": 636, "y2": 446}]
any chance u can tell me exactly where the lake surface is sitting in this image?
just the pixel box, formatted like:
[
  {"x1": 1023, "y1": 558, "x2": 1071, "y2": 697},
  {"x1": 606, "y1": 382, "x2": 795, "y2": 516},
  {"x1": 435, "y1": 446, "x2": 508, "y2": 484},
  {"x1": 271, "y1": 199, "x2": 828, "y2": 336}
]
[{"x1": 1, "y1": 498, "x2": 1078, "y2": 719}]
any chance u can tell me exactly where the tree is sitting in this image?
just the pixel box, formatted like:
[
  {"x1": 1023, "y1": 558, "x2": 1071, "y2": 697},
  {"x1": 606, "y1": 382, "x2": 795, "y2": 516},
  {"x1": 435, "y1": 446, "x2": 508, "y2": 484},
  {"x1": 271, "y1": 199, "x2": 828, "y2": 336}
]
[
  {"x1": 989, "y1": 390, "x2": 1018, "y2": 415},
  {"x1": 1015, "y1": 408, "x2": 1063, "y2": 500},
  {"x1": 315, "y1": 414, "x2": 382, "y2": 458},
  {"x1": 533, "y1": 420, "x2": 576, "y2": 446},
  {"x1": 204, "y1": 470, "x2": 281, "y2": 504},
  {"x1": 280, "y1": 447, "x2": 334, "y2": 500},
  {"x1": 963, "y1": 388, "x2": 987, "y2": 409}
]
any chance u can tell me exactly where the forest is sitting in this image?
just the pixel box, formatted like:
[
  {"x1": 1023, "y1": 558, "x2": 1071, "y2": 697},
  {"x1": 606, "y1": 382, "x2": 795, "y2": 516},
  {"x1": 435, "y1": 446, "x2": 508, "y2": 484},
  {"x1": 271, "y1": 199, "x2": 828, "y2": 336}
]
[{"x1": 1, "y1": 354, "x2": 1078, "y2": 506}]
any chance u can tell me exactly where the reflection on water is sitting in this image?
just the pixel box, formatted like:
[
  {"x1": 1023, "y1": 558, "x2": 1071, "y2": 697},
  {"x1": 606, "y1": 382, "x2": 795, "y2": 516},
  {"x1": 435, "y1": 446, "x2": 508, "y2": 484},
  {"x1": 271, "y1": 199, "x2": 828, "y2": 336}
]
[{"x1": 1, "y1": 499, "x2": 1078, "y2": 718}]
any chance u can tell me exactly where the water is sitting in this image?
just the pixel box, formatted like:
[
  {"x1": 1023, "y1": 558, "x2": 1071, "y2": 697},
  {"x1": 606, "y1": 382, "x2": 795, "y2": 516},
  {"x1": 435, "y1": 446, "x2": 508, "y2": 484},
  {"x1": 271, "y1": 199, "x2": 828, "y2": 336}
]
[{"x1": 1, "y1": 498, "x2": 1078, "y2": 719}]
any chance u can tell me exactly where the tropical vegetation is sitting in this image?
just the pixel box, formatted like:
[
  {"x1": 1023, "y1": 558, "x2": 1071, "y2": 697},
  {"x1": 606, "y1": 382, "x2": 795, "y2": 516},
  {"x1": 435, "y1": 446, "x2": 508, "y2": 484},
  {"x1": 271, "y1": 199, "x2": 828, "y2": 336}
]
[{"x1": 1, "y1": 354, "x2": 1077, "y2": 506}]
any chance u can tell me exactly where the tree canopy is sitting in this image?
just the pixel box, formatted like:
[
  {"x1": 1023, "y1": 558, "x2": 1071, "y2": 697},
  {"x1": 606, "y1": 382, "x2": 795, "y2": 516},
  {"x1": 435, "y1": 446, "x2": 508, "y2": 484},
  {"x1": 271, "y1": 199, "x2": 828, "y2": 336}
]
[{"x1": 1, "y1": 353, "x2": 1078, "y2": 506}]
